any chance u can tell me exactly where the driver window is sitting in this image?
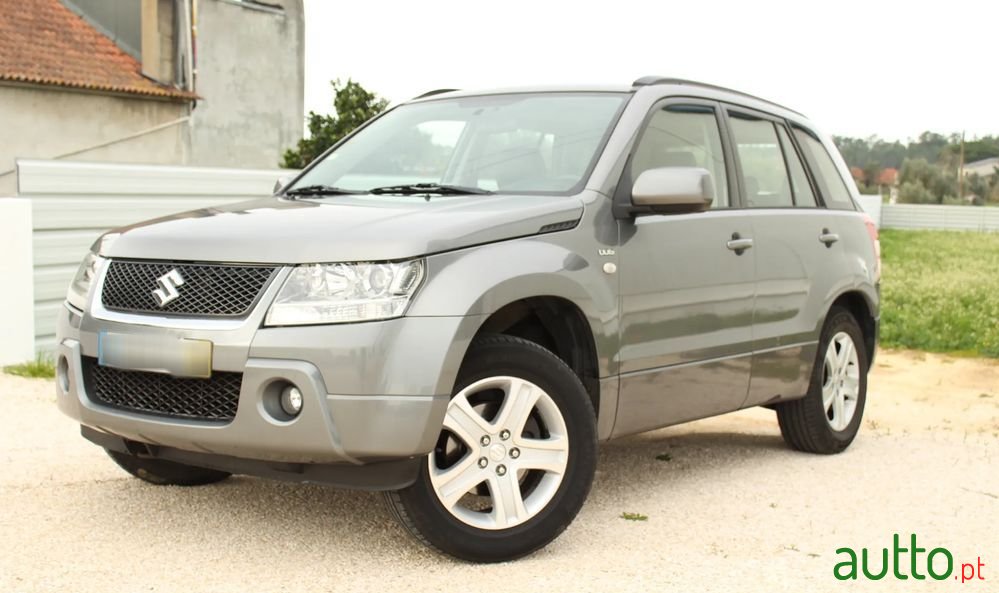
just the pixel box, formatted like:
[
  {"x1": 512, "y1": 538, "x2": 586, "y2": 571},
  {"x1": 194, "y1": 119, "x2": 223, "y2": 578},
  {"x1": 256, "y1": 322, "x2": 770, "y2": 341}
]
[{"x1": 630, "y1": 105, "x2": 729, "y2": 208}]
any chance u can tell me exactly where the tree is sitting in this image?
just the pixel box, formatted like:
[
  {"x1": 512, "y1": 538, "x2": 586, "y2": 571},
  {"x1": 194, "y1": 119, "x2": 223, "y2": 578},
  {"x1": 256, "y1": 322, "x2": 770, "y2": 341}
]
[
  {"x1": 862, "y1": 162, "x2": 882, "y2": 192},
  {"x1": 897, "y1": 180, "x2": 936, "y2": 204},
  {"x1": 280, "y1": 79, "x2": 389, "y2": 169},
  {"x1": 898, "y1": 158, "x2": 959, "y2": 203}
]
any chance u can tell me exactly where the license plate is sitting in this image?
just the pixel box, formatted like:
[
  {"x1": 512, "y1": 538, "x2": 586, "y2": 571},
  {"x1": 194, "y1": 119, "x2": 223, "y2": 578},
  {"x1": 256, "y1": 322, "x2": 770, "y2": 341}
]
[{"x1": 98, "y1": 332, "x2": 213, "y2": 379}]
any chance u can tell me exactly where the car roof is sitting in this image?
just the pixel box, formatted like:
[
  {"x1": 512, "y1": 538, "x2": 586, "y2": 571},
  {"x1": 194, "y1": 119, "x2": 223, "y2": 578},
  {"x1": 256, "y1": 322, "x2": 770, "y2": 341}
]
[
  {"x1": 407, "y1": 77, "x2": 809, "y2": 123},
  {"x1": 407, "y1": 84, "x2": 635, "y2": 101}
]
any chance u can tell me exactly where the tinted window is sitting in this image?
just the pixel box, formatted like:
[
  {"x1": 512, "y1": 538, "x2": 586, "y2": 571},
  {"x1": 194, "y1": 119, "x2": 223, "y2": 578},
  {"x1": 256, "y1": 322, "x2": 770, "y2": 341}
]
[
  {"x1": 631, "y1": 105, "x2": 729, "y2": 208},
  {"x1": 729, "y1": 115, "x2": 793, "y2": 208},
  {"x1": 776, "y1": 125, "x2": 817, "y2": 207},
  {"x1": 793, "y1": 128, "x2": 856, "y2": 210}
]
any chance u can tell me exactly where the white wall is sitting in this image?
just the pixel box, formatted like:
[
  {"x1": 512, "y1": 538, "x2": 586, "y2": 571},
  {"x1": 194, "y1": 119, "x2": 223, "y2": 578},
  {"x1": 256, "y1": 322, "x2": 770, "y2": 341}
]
[
  {"x1": 0, "y1": 198, "x2": 35, "y2": 365},
  {"x1": 188, "y1": 0, "x2": 304, "y2": 169},
  {"x1": 0, "y1": 85, "x2": 190, "y2": 195}
]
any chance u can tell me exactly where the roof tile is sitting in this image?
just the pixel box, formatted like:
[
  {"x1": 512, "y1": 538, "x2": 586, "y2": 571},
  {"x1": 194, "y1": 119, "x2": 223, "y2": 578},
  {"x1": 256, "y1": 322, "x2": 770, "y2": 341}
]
[{"x1": 0, "y1": 0, "x2": 196, "y2": 100}]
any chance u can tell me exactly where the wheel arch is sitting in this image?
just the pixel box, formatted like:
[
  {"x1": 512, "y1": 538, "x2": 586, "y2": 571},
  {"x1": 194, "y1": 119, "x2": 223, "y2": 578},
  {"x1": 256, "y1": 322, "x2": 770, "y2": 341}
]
[
  {"x1": 410, "y1": 239, "x2": 618, "y2": 433},
  {"x1": 472, "y1": 296, "x2": 601, "y2": 416},
  {"x1": 825, "y1": 289, "x2": 878, "y2": 365}
]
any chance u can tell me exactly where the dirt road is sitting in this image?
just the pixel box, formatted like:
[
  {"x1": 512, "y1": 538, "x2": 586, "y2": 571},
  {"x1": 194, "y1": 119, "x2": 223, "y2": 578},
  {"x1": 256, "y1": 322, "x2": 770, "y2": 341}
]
[{"x1": 1, "y1": 350, "x2": 996, "y2": 592}]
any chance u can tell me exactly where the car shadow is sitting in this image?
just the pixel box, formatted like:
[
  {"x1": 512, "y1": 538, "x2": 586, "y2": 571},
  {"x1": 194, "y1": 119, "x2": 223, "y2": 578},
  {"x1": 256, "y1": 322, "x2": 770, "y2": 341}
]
[{"x1": 74, "y1": 424, "x2": 796, "y2": 561}]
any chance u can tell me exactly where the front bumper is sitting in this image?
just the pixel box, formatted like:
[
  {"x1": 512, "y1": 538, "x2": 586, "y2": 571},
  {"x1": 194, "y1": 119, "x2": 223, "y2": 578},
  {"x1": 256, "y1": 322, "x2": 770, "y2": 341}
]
[{"x1": 55, "y1": 301, "x2": 479, "y2": 483}]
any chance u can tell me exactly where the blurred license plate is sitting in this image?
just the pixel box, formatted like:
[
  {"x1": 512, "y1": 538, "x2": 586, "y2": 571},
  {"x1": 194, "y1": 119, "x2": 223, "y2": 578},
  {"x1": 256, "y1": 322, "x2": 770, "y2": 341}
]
[{"x1": 98, "y1": 332, "x2": 213, "y2": 378}]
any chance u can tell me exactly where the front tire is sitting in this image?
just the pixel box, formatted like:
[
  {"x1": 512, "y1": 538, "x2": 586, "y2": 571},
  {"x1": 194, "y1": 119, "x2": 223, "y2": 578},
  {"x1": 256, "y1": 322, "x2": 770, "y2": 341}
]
[
  {"x1": 384, "y1": 335, "x2": 597, "y2": 562},
  {"x1": 776, "y1": 307, "x2": 868, "y2": 454},
  {"x1": 106, "y1": 449, "x2": 232, "y2": 486}
]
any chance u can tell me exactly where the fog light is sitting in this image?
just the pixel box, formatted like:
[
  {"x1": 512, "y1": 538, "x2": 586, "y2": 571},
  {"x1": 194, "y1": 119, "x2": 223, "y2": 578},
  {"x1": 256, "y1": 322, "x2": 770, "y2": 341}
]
[
  {"x1": 57, "y1": 356, "x2": 70, "y2": 394},
  {"x1": 280, "y1": 385, "x2": 303, "y2": 416}
]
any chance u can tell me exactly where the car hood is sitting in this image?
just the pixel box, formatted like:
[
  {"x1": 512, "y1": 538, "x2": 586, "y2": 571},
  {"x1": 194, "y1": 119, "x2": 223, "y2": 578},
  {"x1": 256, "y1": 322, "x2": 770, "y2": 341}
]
[{"x1": 101, "y1": 194, "x2": 584, "y2": 263}]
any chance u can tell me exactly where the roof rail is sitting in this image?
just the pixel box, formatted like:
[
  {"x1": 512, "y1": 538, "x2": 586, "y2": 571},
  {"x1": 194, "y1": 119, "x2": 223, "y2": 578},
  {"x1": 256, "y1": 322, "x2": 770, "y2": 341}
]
[
  {"x1": 631, "y1": 76, "x2": 803, "y2": 116},
  {"x1": 412, "y1": 88, "x2": 460, "y2": 100}
]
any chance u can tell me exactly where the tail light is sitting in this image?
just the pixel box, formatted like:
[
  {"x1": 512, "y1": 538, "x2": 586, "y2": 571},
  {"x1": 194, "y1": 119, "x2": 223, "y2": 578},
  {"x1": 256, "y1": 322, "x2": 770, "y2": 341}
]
[{"x1": 862, "y1": 214, "x2": 881, "y2": 282}]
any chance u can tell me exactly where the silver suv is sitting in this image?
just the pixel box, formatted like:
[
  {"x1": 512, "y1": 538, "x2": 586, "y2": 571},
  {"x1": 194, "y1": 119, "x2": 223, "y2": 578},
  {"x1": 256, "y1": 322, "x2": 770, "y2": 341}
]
[{"x1": 56, "y1": 77, "x2": 880, "y2": 562}]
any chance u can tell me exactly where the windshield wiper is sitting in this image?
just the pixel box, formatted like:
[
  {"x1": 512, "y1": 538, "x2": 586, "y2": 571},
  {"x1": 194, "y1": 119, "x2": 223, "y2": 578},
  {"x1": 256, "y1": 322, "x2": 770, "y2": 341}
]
[
  {"x1": 284, "y1": 184, "x2": 365, "y2": 197},
  {"x1": 368, "y1": 183, "x2": 494, "y2": 196}
]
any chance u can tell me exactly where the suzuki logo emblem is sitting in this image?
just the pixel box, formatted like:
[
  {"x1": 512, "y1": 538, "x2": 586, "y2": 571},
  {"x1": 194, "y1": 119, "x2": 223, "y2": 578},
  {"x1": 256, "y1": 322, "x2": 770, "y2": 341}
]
[{"x1": 152, "y1": 269, "x2": 185, "y2": 307}]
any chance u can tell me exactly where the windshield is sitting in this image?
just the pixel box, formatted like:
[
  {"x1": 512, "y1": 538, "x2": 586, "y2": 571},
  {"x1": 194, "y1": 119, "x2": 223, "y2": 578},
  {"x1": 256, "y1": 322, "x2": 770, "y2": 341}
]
[{"x1": 288, "y1": 92, "x2": 628, "y2": 195}]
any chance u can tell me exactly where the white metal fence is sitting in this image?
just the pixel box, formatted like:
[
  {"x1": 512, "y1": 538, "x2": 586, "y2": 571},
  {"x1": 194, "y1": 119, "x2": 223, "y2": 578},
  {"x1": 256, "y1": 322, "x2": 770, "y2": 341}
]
[
  {"x1": 856, "y1": 195, "x2": 883, "y2": 226},
  {"x1": 17, "y1": 159, "x2": 296, "y2": 354},
  {"x1": 880, "y1": 203, "x2": 999, "y2": 232},
  {"x1": 856, "y1": 196, "x2": 999, "y2": 232}
]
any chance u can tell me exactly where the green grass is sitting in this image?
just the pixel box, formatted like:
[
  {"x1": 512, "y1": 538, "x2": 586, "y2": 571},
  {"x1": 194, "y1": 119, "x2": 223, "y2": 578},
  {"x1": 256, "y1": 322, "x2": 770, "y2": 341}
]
[
  {"x1": 880, "y1": 229, "x2": 999, "y2": 357},
  {"x1": 3, "y1": 355, "x2": 56, "y2": 379},
  {"x1": 620, "y1": 512, "x2": 648, "y2": 521}
]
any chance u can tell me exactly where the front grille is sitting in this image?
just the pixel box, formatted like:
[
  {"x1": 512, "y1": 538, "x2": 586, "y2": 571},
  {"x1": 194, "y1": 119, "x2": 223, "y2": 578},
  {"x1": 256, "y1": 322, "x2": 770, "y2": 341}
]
[
  {"x1": 101, "y1": 260, "x2": 277, "y2": 317},
  {"x1": 81, "y1": 357, "x2": 242, "y2": 423}
]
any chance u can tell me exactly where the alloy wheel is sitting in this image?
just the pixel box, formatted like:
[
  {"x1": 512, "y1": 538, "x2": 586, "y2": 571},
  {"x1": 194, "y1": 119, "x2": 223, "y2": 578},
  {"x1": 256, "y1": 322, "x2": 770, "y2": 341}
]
[
  {"x1": 822, "y1": 331, "x2": 861, "y2": 431},
  {"x1": 430, "y1": 376, "x2": 569, "y2": 530}
]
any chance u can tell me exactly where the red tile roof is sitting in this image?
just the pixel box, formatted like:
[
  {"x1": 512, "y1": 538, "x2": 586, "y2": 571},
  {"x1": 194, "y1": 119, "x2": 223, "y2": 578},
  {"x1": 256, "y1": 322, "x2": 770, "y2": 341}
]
[
  {"x1": 0, "y1": 0, "x2": 196, "y2": 100},
  {"x1": 877, "y1": 167, "x2": 898, "y2": 186}
]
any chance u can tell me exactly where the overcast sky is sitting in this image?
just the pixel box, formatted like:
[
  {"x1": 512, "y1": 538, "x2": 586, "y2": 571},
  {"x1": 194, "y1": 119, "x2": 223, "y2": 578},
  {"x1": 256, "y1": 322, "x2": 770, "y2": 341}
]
[{"x1": 303, "y1": 0, "x2": 996, "y2": 141}]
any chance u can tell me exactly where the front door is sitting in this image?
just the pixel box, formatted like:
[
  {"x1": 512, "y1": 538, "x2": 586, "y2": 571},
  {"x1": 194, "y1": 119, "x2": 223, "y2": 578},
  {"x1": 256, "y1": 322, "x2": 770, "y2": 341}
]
[{"x1": 613, "y1": 100, "x2": 755, "y2": 437}]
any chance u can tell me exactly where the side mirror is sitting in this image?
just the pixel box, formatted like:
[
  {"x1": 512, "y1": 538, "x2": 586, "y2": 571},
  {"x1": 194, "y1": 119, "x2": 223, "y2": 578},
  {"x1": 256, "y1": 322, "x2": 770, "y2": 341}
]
[
  {"x1": 273, "y1": 175, "x2": 293, "y2": 195},
  {"x1": 632, "y1": 167, "x2": 714, "y2": 214}
]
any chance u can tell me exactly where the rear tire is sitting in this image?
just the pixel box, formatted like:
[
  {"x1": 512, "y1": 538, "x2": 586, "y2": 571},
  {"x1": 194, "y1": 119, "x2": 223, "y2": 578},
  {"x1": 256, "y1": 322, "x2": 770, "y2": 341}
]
[
  {"x1": 777, "y1": 307, "x2": 868, "y2": 454},
  {"x1": 106, "y1": 449, "x2": 232, "y2": 486},
  {"x1": 384, "y1": 335, "x2": 597, "y2": 562}
]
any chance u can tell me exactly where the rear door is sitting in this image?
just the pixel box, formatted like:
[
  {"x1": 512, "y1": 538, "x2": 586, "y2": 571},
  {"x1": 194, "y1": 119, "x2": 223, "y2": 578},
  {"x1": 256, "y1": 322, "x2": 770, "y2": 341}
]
[
  {"x1": 614, "y1": 99, "x2": 756, "y2": 436},
  {"x1": 723, "y1": 106, "x2": 851, "y2": 406}
]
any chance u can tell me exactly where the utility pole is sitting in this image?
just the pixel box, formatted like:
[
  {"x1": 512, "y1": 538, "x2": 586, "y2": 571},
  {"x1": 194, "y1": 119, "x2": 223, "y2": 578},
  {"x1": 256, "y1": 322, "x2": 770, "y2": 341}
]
[{"x1": 958, "y1": 130, "x2": 965, "y2": 200}]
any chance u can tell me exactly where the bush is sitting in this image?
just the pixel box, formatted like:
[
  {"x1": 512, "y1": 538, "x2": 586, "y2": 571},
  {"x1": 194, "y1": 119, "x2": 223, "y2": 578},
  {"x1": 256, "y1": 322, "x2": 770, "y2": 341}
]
[{"x1": 897, "y1": 180, "x2": 936, "y2": 204}]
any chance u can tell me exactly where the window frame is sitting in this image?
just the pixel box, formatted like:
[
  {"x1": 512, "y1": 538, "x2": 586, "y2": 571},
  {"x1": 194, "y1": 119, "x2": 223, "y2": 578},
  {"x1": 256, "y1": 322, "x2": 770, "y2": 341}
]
[
  {"x1": 774, "y1": 122, "x2": 822, "y2": 208},
  {"x1": 614, "y1": 96, "x2": 741, "y2": 216},
  {"x1": 787, "y1": 123, "x2": 858, "y2": 211},
  {"x1": 723, "y1": 103, "x2": 823, "y2": 210}
]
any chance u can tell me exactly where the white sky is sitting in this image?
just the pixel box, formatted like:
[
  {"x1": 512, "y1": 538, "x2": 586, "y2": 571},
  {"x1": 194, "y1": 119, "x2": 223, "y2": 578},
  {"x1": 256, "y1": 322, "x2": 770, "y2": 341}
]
[{"x1": 304, "y1": 0, "x2": 997, "y2": 142}]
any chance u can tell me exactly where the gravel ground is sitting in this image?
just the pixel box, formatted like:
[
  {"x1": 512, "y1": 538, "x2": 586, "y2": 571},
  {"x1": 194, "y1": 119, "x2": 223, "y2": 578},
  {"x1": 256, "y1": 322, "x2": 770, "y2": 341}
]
[{"x1": 1, "y1": 350, "x2": 996, "y2": 592}]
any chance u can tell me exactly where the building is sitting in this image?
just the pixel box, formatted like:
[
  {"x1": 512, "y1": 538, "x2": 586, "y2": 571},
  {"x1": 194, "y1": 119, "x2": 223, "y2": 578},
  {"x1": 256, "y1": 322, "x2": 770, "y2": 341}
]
[
  {"x1": 849, "y1": 166, "x2": 865, "y2": 185},
  {"x1": 0, "y1": 0, "x2": 304, "y2": 194},
  {"x1": 963, "y1": 157, "x2": 999, "y2": 178},
  {"x1": 876, "y1": 167, "x2": 898, "y2": 186}
]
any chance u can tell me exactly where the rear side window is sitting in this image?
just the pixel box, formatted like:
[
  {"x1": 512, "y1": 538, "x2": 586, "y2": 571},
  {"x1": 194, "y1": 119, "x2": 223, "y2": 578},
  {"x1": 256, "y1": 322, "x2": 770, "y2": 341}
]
[
  {"x1": 729, "y1": 115, "x2": 793, "y2": 208},
  {"x1": 776, "y1": 125, "x2": 817, "y2": 207},
  {"x1": 793, "y1": 128, "x2": 856, "y2": 210},
  {"x1": 631, "y1": 104, "x2": 729, "y2": 208}
]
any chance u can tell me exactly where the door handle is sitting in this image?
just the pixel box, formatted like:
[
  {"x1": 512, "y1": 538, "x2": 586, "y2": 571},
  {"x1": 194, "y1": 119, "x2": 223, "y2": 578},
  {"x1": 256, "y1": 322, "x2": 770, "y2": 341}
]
[
  {"x1": 726, "y1": 233, "x2": 754, "y2": 255},
  {"x1": 819, "y1": 228, "x2": 840, "y2": 246}
]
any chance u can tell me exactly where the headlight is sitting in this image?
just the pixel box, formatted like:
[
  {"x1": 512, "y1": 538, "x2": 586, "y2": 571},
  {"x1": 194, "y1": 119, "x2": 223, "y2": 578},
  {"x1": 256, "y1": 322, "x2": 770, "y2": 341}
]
[
  {"x1": 66, "y1": 252, "x2": 102, "y2": 311},
  {"x1": 265, "y1": 260, "x2": 425, "y2": 326}
]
